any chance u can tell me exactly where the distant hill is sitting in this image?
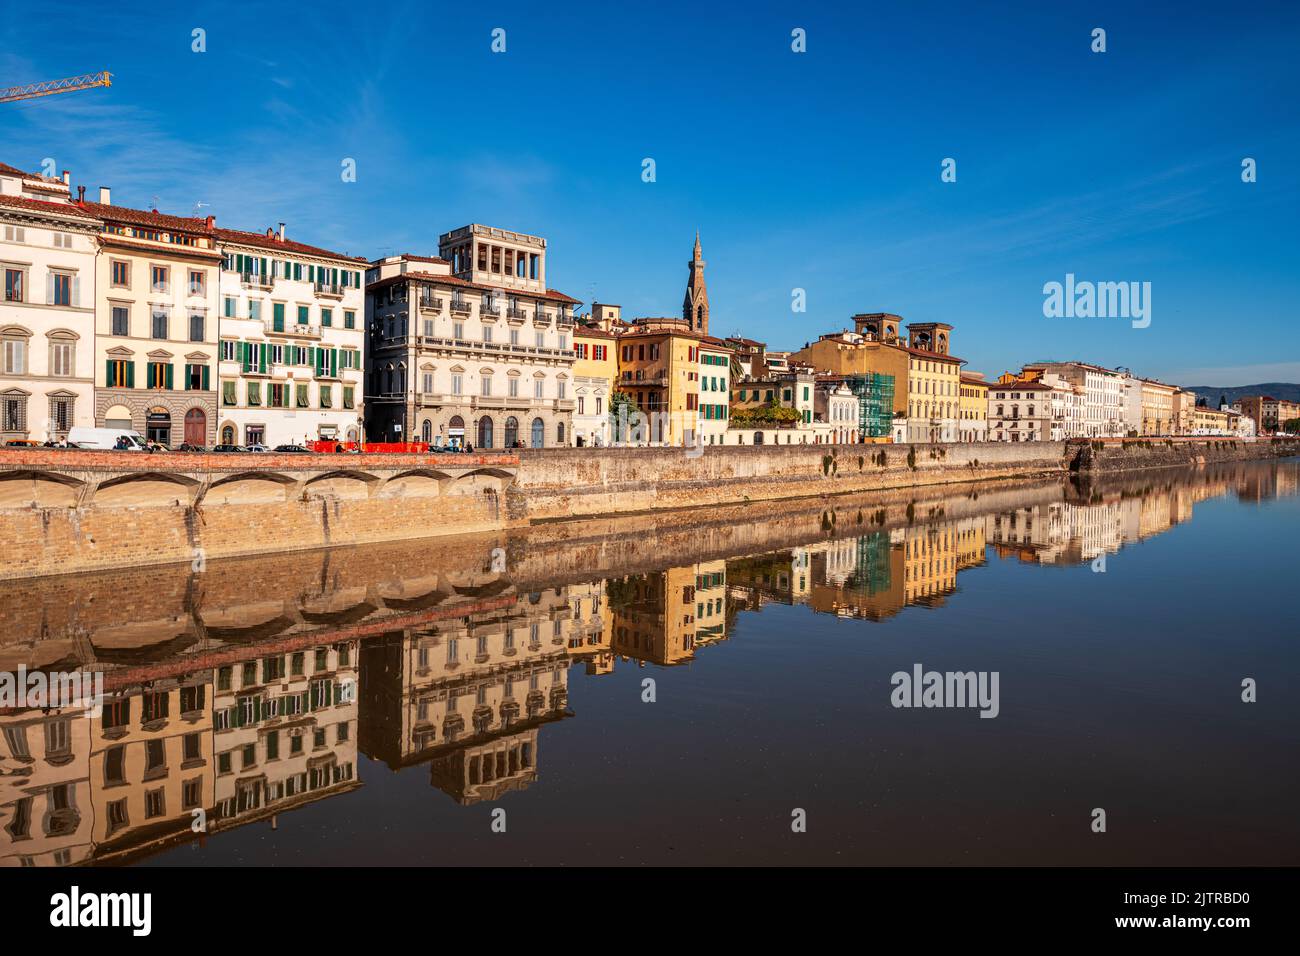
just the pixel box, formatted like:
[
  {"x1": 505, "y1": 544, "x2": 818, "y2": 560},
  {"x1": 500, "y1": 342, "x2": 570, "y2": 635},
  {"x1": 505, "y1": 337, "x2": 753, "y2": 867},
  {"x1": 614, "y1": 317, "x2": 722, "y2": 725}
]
[{"x1": 1178, "y1": 383, "x2": 1300, "y2": 405}]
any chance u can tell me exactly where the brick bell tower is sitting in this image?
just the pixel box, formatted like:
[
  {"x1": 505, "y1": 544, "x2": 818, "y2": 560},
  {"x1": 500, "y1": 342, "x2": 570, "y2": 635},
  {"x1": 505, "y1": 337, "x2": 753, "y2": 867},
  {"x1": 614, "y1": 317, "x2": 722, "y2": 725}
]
[{"x1": 683, "y1": 231, "x2": 709, "y2": 334}]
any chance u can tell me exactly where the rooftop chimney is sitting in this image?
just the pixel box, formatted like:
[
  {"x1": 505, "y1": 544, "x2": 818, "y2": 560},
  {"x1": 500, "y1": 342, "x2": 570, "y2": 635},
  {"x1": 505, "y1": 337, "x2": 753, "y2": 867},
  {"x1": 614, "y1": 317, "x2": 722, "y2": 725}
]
[
  {"x1": 99, "y1": 186, "x2": 111, "y2": 205},
  {"x1": 205, "y1": 215, "x2": 215, "y2": 230},
  {"x1": 278, "y1": 222, "x2": 285, "y2": 241},
  {"x1": 76, "y1": 185, "x2": 85, "y2": 203},
  {"x1": 62, "y1": 170, "x2": 70, "y2": 185}
]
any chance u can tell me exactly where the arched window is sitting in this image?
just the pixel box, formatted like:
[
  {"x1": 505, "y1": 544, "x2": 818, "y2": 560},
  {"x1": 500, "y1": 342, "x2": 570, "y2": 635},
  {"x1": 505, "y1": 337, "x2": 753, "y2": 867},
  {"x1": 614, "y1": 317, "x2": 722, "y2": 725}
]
[
  {"x1": 221, "y1": 424, "x2": 235, "y2": 445},
  {"x1": 477, "y1": 416, "x2": 493, "y2": 449},
  {"x1": 753, "y1": 431, "x2": 764, "y2": 444},
  {"x1": 504, "y1": 416, "x2": 519, "y2": 447},
  {"x1": 421, "y1": 419, "x2": 432, "y2": 443},
  {"x1": 530, "y1": 417, "x2": 544, "y2": 448},
  {"x1": 556, "y1": 421, "x2": 565, "y2": 444}
]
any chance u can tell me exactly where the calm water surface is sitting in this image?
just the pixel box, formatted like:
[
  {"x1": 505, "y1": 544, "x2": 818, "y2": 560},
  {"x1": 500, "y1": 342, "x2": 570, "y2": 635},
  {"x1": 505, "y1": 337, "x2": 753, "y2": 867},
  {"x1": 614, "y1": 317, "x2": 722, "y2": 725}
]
[{"x1": 2, "y1": 459, "x2": 1297, "y2": 866}]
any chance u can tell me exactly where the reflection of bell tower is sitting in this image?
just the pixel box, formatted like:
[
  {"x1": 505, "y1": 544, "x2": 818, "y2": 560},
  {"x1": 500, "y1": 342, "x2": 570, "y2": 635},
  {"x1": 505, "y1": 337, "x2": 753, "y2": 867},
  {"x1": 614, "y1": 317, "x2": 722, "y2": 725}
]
[
  {"x1": 683, "y1": 232, "x2": 709, "y2": 333},
  {"x1": 906, "y1": 322, "x2": 952, "y2": 355}
]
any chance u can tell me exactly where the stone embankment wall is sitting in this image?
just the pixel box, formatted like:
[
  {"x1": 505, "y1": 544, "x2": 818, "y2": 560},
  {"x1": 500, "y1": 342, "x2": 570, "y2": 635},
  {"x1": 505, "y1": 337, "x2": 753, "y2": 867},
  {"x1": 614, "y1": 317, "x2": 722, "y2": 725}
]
[
  {"x1": 1, "y1": 439, "x2": 1296, "y2": 580},
  {"x1": 0, "y1": 448, "x2": 518, "y2": 579},
  {"x1": 507, "y1": 441, "x2": 1070, "y2": 522},
  {"x1": 1071, "y1": 437, "x2": 1300, "y2": 473}
]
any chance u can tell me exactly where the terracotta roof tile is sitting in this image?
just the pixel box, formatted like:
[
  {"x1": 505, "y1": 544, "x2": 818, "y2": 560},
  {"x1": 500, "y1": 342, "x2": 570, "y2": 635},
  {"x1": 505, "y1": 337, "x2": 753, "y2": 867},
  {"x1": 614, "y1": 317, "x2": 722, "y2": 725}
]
[
  {"x1": 78, "y1": 200, "x2": 210, "y2": 232},
  {"x1": 214, "y1": 226, "x2": 367, "y2": 264},
  {"x1": 898, "y1": 344, "x2": 965, "y2": 364},
  {"x1": 0, "y1": 161, "x2": 62, "y2": 184},
  {"x1": 0, "y1": 193, "x2": 98, "y2": 220}
]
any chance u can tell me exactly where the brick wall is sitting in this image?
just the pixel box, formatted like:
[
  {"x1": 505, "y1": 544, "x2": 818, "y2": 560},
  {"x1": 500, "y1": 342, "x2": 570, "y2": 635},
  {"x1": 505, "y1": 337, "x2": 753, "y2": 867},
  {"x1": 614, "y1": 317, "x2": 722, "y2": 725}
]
[{"x1": 0, "y1": 447, "x2": 518, "y2": 475}]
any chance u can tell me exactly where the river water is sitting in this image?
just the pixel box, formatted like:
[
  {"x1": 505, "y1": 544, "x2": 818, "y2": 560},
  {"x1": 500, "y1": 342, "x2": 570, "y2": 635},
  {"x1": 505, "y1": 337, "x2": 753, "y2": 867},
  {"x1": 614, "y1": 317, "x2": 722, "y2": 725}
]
[{"x1": 2, "y1": 458, "x2": 1296, "y2": 866}]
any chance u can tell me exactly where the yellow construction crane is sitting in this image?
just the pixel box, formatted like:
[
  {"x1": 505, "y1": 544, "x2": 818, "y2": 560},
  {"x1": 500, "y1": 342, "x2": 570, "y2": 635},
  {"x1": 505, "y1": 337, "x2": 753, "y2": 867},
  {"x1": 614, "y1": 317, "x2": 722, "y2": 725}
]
[{"x1": 0, "y1": 71, "x2": 111, "y2": 105}]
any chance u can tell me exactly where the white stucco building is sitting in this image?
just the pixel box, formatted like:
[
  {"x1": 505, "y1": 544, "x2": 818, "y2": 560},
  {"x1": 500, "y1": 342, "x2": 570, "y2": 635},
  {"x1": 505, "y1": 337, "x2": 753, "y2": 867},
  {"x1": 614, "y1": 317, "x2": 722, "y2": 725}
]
[
  {"x1": 216, "y1": 227, "x2": 366, "y2": 447},
  {"x1": 0, "y1": 162, "x2": 99, "y2": 442},
  {"x1": 1022, "y1": 361, "x2": 1126, "y2": 437}
]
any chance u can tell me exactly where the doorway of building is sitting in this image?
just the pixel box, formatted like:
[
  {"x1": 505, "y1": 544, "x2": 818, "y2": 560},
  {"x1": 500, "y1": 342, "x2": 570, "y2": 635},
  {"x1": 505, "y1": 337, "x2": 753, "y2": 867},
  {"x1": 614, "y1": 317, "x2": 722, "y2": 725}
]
[
  {"x1": 184, "y1": 408, "x2": 206, "y2": 445},
  {"x1": 146, "y1": 409, "x2": 171, "y2": 445}
]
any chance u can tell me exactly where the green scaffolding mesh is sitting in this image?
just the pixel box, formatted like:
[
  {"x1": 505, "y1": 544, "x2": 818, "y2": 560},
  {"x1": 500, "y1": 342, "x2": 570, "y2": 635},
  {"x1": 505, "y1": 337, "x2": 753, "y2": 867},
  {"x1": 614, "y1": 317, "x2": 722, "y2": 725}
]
[{"x1": 843, "y1": 372, "x2": 896, "y2": 438}]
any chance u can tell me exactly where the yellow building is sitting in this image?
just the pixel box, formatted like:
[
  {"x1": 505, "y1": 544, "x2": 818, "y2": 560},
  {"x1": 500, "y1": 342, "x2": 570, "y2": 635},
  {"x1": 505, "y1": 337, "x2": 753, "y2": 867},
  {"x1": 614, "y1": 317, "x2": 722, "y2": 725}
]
[
  {"x1": 608, "y1": 563, "x2": 728, "y2": 666},
  {"x1": 789, "y1": 334, "x2": 907, "y2": 414},
  {"x1": 90, "y1": 674, "x2": 215, "y2": 861},
  {"x1": 1172, "y1": 389, "x2": 1198, "y2": 436},
  {"x1": 1191, "y1": 405, "x2": 1232, "y2": 435},
  {"x1": 614, "y1": 322, "x2": 732, "y2": 446},
  {"x1": 572, "y1": 322, "x2": 618, "y2": 446},
  {"x1": 1140, "y1": 379, "x2": 1177, "y2": 436},
  {"x1": 790, "y1": 316, "x2": 963, "y2": 442},
  {"x1": 958, "y1": 373, "x2": 989, "y2": 442},
  {"x1": 903, "y1": 522, "x2": 959, "y2": 605},
  {"x1": 0, "y1": 705, "x2": 94, "y2": 867}
]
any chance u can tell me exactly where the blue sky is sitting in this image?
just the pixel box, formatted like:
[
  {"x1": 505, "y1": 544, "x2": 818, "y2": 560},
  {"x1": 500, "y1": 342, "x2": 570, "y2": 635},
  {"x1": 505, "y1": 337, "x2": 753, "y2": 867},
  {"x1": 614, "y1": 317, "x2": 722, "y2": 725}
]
[{"x1": 2, "y1": 0, "x2": 1297, "y2": 385}]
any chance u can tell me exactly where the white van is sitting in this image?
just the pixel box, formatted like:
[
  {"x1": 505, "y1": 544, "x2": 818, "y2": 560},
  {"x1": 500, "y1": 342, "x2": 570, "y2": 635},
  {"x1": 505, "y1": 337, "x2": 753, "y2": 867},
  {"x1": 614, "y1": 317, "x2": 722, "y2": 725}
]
[{"x1": 67, "y1": 426, "x2": 150, "y2": 451}]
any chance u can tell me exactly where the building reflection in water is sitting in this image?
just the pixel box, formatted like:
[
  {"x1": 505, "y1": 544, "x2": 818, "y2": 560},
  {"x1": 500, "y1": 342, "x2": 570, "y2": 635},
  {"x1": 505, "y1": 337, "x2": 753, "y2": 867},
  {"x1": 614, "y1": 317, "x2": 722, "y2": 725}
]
[
  {"x1": 2, "y1": 460, "x2": 1295, "y2": 865},
  {"x1": 357, "y1": 587, "x2": 576, "y2": 804}
]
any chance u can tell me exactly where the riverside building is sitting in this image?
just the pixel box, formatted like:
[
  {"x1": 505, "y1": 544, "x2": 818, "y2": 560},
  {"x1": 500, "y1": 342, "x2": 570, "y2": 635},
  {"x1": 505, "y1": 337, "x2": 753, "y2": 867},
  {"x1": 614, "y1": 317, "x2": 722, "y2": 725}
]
[
  {"x1": 365, "y1": 225, "x2": 581, "y2": 448},
  {"x1": 215, "y1": 226, "x2": 366, "y2": 447},
  {"x1": 0, "y1": 162, "x2": 99, "y2": 443}
]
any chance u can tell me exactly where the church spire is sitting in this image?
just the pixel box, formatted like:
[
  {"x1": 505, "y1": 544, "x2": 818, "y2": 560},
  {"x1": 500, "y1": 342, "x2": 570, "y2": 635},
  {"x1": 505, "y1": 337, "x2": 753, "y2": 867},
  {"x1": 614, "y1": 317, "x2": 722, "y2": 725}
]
[{"x1": 684, "y1": 231, "x2": 709, "y2": 334}]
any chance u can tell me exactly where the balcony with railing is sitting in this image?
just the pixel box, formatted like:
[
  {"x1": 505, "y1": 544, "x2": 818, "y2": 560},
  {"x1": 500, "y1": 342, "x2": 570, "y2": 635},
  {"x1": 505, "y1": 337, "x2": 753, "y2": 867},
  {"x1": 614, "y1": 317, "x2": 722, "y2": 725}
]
[
  {"x1": 413, "y1": 335, "x2": 576, "y2": 361},
  {"x1": 314, "y1": 282, "x2": 344, "y2": 299},
  {"x1": 418, "y1": 293, "x2": 443, "y2": 313},
  {"x1": 240, "y1": 273, "x2": 273, "y2": 290},
  {"x1": 506, "y1": 306, "x2": 527, "y2": 321},
  {"x1": 263, "y1": 318, "x2": 321, "y2": 339},
  {"x1": 557, "y1": 309, "x2": 574, "y2": 328},
  {"x1": 449, "y1": 297, "x2": 472, "y2": 315},
  {"x1": 480, "y1": 301, "x2": 502, "y2": 320},
  {"x1": 533, "y1": 309, "x2": 552, "y2": 328}
]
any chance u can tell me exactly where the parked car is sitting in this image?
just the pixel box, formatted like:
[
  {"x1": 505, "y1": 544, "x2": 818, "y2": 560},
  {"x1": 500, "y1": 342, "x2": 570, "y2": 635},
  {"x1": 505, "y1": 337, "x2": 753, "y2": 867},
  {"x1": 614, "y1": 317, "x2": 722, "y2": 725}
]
[
  {"x1": 66, "y1": 426, "x2": 149, "y2": 451},
  {"x1": 246, "y1": 443, "x2": 269, "y2": 453},
  {"x1": 4, "y1": 439, "x2": 43, "y2": 448},
  {"x1": 273, "y1": 444, "x2": 312, "y2": 453},
  {"x1": 211, "y1": 443, "x2": 246, "y2": 453},
  {"x1": 176, "y1": 443, "x2": 206, "y2": 452}
]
